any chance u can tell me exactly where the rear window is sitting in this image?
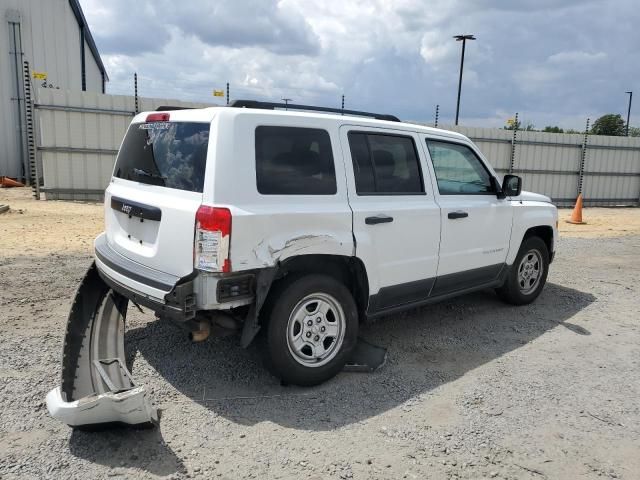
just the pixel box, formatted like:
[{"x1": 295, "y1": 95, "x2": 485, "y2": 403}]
[
  {"x1": 255, "y1": 126, "x2": 337, "y2": 195},
  {"x1": 113, "y1": 122, "x2": 210, "y2": 193}
]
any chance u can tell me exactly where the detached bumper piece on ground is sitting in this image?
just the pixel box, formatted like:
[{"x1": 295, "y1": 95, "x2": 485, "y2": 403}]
[
  {"x1": 46, "y1": 262, "x2": 386, "y2": 429},
  {"x1": 46, "y1": 263, "x2": 158, "y2": 428}
]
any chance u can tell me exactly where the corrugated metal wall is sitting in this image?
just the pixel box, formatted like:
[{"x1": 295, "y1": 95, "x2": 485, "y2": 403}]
[
  {"x1": 35, "y1": 88, "x2": 212, "y2": 201},
  {"x1": 583, "y1": 135, "x2": 640, "y2": 203},
  {"x1": 84, "y1": 38, "x2": 104, "y2": 90},
  {"x1": 33, "y1": 96, "x2": 640, "y2": 205},
  {"x1": 433, "y1": 125, "x2": 640, "y2": 206},
  {"x1": 1, "y1": 0, "x2": 104, "y2": 179}
]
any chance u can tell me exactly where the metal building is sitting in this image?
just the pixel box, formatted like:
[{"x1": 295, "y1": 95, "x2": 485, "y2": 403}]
[{"x1": 1, "y1": 0, "x2": 107, "y2": 180}]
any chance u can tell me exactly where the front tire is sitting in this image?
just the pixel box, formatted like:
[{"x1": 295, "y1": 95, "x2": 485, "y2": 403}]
[
  {"x1": 263, "y1": 274, "x2": 358, "y2": 386},
  {"x1": 496, "y1": 236, "x2": 549, "y2": 305}
]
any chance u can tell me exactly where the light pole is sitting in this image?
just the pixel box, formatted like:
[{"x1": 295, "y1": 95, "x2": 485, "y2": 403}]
[
  {"x1": 282, "y1": 98, "x2": 292, "y2": 110},
  {"x1": 625, "y1": 91, "x2": 633, "y2": 136},
  {"x1": 454, "y1": 34, "x2": 475, "y2": 126}
]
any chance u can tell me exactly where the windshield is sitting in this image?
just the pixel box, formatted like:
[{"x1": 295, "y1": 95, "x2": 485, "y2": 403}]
[{"x1": 113, "y1": 122, "x2": 210, "y2": 193}]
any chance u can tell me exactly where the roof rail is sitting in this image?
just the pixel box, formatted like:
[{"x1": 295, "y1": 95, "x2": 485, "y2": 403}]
[
  {"x1": 229, "y1": 99, "x2": 400, "y2": 122},
  {"x1": 155, "y1": 106, "x2": 192, "y2": 111}
]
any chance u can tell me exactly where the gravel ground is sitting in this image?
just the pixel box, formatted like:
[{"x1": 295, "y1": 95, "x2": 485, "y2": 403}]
[{"x1": 1, "y1": 193, "x2": 639, "y2": 479}]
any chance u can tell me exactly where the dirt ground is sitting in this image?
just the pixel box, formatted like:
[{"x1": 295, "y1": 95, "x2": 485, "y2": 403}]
[
  {"x1": 0, "y1": 189, "x2": 103, "y2": 256},
  {"x1": 1, "y1": 188, "x2": 639, "y2": 479},
  {"x1": 2, "y1": 189, "x2": 640, "y2": 257}
]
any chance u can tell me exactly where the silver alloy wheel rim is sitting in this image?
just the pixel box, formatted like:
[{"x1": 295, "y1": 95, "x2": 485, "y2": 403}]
[
  {"x1": 517, "y1": 248, "x2": 543, "y2": 295},
  {"x1": 286, "y1": 292, "x2": 346, "y2": 368}
]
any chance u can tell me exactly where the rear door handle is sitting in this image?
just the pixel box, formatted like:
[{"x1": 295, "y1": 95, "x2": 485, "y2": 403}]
[
  {"x1": 447, "y1": 211, "x2": 468, "y2": 220},
  {"x1": 365, "y1": 215, "x2": 394, "y2": 225}
]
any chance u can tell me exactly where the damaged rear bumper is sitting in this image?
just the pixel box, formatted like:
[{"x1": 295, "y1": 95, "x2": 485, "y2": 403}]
[
  {"x1": 46, "y1": 262, "x2": 159, "y2": 428},
  {"x1": 46, "y1": 386, "x2": 158, "y2": 427},
  {"x1": 94, "y1": 233, "x2": 196, "y2": 321}
]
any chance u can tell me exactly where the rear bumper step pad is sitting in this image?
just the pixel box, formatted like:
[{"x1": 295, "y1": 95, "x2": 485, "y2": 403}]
[{"x1": 46, "y1": 385, "x2": 157, "y2": 427}]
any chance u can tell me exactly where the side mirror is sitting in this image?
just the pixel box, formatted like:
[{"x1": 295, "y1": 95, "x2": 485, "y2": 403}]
[{"x1": 502, "y1": 175, "x2": 522, "y2": 197}]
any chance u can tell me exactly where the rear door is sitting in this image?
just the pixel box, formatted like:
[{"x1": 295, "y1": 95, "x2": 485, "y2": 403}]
[
  {"x1": 104, "y1": 116, "x2": 211, "y2": 278},
  {"x1": 422, "y1": 137, "x2": 512, "y2": 295},
  {"x1": 340, "y1": 126, "x2": 441, "y2": 313}
]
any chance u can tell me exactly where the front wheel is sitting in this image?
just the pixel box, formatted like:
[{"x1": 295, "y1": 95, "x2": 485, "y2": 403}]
[
  {"x1": 496, "y1": 236, "x2": 549, "y2": 305},
  {"x1": 263, "y1": 274, "x2": 358, "y2": 386}
]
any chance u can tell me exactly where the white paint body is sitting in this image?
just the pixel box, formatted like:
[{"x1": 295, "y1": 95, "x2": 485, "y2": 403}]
[
  {"x1": 45, "y1": 386, "x2": 157, "y2": 427},
  {"x1": 97, "y1": 107, "x2": 558, "y2": 307}
]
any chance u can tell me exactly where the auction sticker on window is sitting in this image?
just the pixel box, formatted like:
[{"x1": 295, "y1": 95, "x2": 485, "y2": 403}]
[{"x1": 139, "y1": 122, "x2": 171, "y2": 130}]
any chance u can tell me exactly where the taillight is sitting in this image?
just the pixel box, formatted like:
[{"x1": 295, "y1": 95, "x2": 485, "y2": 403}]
[
  {"x1": 146, "y1": 112, "x2": 170, "y2": 122},
  {"x1": 194, "y1": 206, "x2": 232, "y2": 273}
]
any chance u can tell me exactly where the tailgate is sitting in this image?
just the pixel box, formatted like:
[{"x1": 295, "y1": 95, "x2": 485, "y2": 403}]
[
  {"x1": 105, "y1": 181, "x2": 202, "y2": 278},
  {"x1": 103, "y1": 119, "x2": 210, "y2": 278}
]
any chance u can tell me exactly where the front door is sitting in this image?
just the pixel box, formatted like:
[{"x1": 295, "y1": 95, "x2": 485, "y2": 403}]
[
  {"x1": 423, "y1": 138, "x2": 513, "y2": 296},
  {"x1": 340, "y1": 126, "x2": 441, "y2": 313}
]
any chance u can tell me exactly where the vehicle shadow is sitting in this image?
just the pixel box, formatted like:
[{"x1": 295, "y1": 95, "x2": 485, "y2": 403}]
[
  {"x1": 68, "y1": 424, "x2": 185, "y2": 476},
  {"x1": 127, "y1": 282, "x2": 595, "y2": 432}
]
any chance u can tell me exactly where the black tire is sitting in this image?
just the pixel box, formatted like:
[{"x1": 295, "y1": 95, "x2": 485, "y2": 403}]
[
  {"x1": 496, "y1": 236, "x2": 549, "y2": 305},
  {"x1": 262, "y1": 274, "x2": 358, "y2": 386}
]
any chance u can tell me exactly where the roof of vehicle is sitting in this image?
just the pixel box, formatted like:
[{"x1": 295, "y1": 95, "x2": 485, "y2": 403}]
[{"x1": 131, "y1": 105, "x2": 470, "y2": 143}]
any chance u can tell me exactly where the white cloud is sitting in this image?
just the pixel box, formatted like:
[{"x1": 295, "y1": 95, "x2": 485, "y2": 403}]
[
  {"x1": 81, "y1": 0, "x2": 640, "y2": 130},
  {"x1": 548, "y1": 51, "x2": 607, "y2": 64},
  {"x1": 420, "y1": 32, "x2": 456, "y2": 64}
]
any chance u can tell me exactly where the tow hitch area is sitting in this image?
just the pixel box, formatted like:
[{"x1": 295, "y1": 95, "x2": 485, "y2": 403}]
[{"x1": 46, "y1": 262, "x2": 158, "y2": 428}]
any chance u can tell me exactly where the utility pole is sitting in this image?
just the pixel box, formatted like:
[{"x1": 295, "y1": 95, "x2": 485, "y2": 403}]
[
  {"x1": 453, "y1": 34, "x2": 476, "y2": 126},
  {"x1": 226, "y1": 82, "x2": 230, "y2": 105},
  {"x1": 625, "y1": 91, "x2": 633, "y2": 136},
  {"x1": 282, "y1": 98, "x2": 292, "y2": 110},
  {"x1": 434, "y1": 104, "x2": 439, "y2": 128},
  {"x1": 341, "y1": 94, "x2": 345, "y2": 113}
]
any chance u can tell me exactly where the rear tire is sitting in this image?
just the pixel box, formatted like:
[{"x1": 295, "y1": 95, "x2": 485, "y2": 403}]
[
  {"x1": 496, "y1": 236, "x2": 549, "y2": 305},
  {"x1": 263, "y1": 274, "x2": 358, "y2": 386}
]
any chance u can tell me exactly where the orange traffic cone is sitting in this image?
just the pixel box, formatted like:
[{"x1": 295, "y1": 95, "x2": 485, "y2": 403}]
[
  {"x1": 0, "y1": 176, "x2": 25, "y2": 188},
  {"x1": 566, "y1": 193, "x2": 586, "y2": 224}
]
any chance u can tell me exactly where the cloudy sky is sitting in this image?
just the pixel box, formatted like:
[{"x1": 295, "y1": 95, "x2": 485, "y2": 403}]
[{"x1": 81, "y1": 0, "x2": 638, "y2": 129}]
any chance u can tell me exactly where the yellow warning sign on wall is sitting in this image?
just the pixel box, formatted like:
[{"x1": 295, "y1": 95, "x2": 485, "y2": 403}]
[
  {"x1": 32, "y1": 71, "x2": 47, "y2": 80},
  {"x1": 213, "y1": 89, "x2": 225, "y2": 97}
]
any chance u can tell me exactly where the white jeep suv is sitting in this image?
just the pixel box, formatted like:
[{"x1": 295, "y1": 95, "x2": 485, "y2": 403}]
[{"x1": 47, "y1": 100, "x2": 557, "y2": 427}]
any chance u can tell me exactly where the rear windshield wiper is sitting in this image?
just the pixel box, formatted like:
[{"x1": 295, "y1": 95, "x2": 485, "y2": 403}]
[{"x1": 131, "y1": 168, "x2": 167, "y2": 184}]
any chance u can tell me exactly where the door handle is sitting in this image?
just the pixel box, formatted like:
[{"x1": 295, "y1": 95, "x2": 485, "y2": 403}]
[
  {"x1": 365, "y1": 215, "x2": 394, "y2": 225},
  {"x1": 448, "y1": 211, "x2": 469, "y2": 219}
]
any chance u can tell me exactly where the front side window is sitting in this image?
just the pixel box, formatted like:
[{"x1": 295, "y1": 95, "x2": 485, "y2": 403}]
[
  {"x1": 114, "y1": 122, "x2": 210, "y2": 193},
  {"x1": 348, "y1": 132, "x2": 424, "y2": 195},
  {"x1": 255, "y1": 126, "x2": 336, "y2": 195},
  {"x1": 426, "y1": 140, "x2": 494, "y2": 194}
]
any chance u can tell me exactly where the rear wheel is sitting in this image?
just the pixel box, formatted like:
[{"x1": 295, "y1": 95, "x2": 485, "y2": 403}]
[
  {"x1": 263, "y1": 274, "x2": 358, "y2": 386},
  {"x1": 496, "y1": 236, "x2": 549, "y2": 305}
]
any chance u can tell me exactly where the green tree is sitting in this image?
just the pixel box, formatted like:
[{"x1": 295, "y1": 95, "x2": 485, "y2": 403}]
[
  {"x1": 504, "y1": 119, "x2": 536, "y2": 131},
  {"x1": 591, "y1": 114, "x2": 626, "y2": 136},
  {"x1": 503, "y1": 118, "x2": 520, "y2": 130},
  {"x1": 628, "y1": 126, "x2": 640, "y2": 137},
  {"x1": 543, "y1": 126, "x2": 564, "y2": 133}
]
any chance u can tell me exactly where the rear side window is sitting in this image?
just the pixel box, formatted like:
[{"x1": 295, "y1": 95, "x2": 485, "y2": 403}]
[
  {"x1": 348, "y1": 132, "x2": 424, "y2": 195},
  {"x1": 255, "y1": 126, "x2": 337, "y2": 195},
  {"x1": 114, "y1": 122, "x2": 209, "y2": 193}
]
